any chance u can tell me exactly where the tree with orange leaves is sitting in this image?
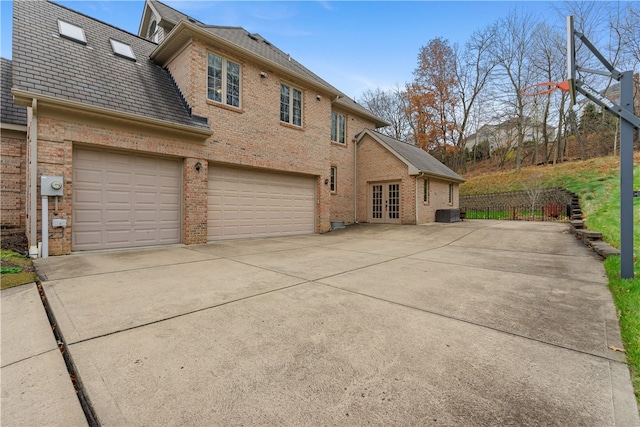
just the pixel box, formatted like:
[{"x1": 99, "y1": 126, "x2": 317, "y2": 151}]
[{"x1": 405, "y1": 37, "x2": 459, "y2": 161}]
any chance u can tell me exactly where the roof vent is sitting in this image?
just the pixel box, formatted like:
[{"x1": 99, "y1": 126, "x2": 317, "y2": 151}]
[
  {"x1": 248, "y1": 33, "x2": 258, "y2": 41},
  {"x1": 263, "y1": 39, "x2": 271, "y2": 46},
  {"x1": 57, "y1": 19, "x2": 87, "y2": 44},
  {"x1": 110, "y1": 39, "x2": 136, "y2": 61}
]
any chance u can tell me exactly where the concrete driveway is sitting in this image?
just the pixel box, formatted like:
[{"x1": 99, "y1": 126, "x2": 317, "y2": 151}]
[{"x1": 23, "y1": 221, "x2": 640, "y2": 425}]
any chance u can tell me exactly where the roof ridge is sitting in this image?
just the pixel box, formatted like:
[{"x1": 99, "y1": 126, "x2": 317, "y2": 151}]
[
  {"x1": 48, "y1": 0, "x2": 151, "y2": 44},
  {"x1": 150, "y1": 0, "x2": 204, "y2": 25}
]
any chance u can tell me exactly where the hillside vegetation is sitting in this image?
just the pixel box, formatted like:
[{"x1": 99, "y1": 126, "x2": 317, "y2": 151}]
[{"x1": 461, "y1": 154, "x2": 640, "y2": 404}]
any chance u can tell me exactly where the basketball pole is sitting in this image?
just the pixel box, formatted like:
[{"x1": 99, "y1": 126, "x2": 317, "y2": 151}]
[
  {"x1": 568, "y1": 16, "x2": 639, "y2": 279},
  {"x1": 619, "y1": 70, "x2": 634, "y2": 279}
]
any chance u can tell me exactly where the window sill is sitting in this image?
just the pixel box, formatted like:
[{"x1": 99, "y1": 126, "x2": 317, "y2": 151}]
[
  {"x1": 206, "y1": 99, "x2": 243, "y2": 113},
  {"x1": 280, "y1": 122, "x2": 304, "y2": 131},
  {"x1": 331, "y1": 141, "x2": 347, "y2": 147}
]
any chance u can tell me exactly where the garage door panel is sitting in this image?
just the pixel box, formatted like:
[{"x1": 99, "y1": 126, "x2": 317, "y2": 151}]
[
  {"x1": 208, "y1": 165, "x2": 315, "y2": 240},
  {"x1": 73, "y1": 148, "x2": 181, "y2": 251}
]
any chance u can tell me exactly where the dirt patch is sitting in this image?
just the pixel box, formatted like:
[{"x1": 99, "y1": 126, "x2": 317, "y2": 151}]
[{"x1": 1, "y1": 231, "x2": 29, "y2": 254}]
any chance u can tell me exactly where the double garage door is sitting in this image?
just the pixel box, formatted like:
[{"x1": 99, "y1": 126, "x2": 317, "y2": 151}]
[
  {"x1": 208, "y1": 166, "x2": 315, "y2": 240},
  {"x1": 72, "y1": 148, "x2": 316, "y2": 250}
]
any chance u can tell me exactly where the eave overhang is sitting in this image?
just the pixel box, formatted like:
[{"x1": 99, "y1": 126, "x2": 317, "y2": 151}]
[
  {"x1": 12, "y1": 88, "x2": 212, "y2": 142},
  {"x1": 150, "y1": 20, "x2": 341, "y2": 99},
  {"x1": 355, "y1": 129, "x2": 465, "y2": 183}
]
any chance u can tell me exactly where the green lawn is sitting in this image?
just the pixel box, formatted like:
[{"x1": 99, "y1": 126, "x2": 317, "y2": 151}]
[
  {"x1": 0, "y1": 250, "x2": 36, "y2": 290},
  {"x1": 462, "y1": 157, "x2": 640, "y2": 404}
]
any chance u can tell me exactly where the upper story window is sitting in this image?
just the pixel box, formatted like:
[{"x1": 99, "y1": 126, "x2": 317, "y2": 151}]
[
  {"x1": 207, "y1": 53, "x2": 241, "y2": 108},
  {"x1": 331, "y1": 111, "x2": 345, "y2": 144},
  {"x1": 148, "y1": 20, "x2": 158, "y2": 43},
  {"x1": 58, "y1": 19, "x2": 87, "y2": 45},
  {"x1": 280, "y1": 84, "x2": 302, "y2": 126}
]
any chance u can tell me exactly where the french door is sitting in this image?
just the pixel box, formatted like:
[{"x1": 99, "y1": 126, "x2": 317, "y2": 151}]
[{"x1": 370, "y1": 182, "x2": 401, "y2": 224}]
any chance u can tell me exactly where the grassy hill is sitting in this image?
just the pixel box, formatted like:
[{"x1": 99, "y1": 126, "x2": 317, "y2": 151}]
[{"x1": 461, "y1": 155, "x2": 640, "y2": 404}]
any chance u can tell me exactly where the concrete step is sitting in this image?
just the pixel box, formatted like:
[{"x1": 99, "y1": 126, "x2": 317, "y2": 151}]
[{"x1": 590, "y1": 241, "x2": 621, "y2": 259}]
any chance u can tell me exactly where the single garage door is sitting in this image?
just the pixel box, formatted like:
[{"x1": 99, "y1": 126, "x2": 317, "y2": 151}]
[
  {"x1": 72, "y1": 147, "x2": 181, "y2": 251},
  {"x1": 208, "y1": 165, "x2": 315, "y2": 240}
]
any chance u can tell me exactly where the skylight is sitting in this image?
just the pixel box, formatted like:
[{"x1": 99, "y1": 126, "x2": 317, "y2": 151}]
[
  {"x1": 58, "y1": 19, "x2": 87, "y2": 44},
  {"x1": 110, "y1": 39, "x2": 136, "y2": 61}
]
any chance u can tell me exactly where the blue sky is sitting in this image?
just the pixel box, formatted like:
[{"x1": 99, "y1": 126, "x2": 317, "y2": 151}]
[{"x1": 0, "y1": 1, "x2": 581, "y2": 99}]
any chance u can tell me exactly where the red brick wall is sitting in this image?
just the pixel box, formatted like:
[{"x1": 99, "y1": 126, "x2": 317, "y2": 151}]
[
  {"x1": 329, "y1": 113, "x2": 375, "y2": 224},
  {"x1": 356, "y1": 135, "x2": 415, "y2": 224},
  {"x1": 24, "y1": 38, "x2": 381, "y2": 253},
  {"x1": 1, "y1": 130, "x2": 27, "y2": 231},
  {"x1": 416, "y1": 177, "x2": 459, "y2": 223}
]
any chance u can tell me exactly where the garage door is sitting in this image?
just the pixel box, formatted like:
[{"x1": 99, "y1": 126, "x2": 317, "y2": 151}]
[
  {"x1": 72, "y1": 148, "x2": 181, "y2": 251},
  {"x1": 208, "y1": 166, "x2": 315, "y2": 240}
]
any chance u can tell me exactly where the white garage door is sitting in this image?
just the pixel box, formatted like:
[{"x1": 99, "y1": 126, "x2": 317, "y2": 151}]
[
  {"x1": 72, "y1": 147, "x2": 181, "y2": 251},
  {"x1": 208, "y1": 166, "x2": 315, "y2": 240}
]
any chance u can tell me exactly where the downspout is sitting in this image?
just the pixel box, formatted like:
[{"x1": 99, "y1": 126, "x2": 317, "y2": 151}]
[
  {"x1": 28, "y1": 99, "x2": 38, "y2": 258},
  {"x1": 353, "y1": 135, "x2": 358, "y2": 224}
]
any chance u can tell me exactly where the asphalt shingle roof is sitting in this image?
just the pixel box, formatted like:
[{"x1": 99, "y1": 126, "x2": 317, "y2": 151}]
[
  {"x1": 1, "y1": 58, "x2": 27, "y2": 126},
  {"x1": 366, "y1": 130, "x2": 465, "y2": 182},
  {"x1": 149, "y1": 0, "x2": 199, "y2": 26},
  {"x1": 12, "y1": 1, "x2": 208, "y2": 130}
]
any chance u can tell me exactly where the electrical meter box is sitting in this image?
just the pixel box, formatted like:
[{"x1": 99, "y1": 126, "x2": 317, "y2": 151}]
[{"x1": 41, "y1": 176, "x2": 64, "y2": 196}]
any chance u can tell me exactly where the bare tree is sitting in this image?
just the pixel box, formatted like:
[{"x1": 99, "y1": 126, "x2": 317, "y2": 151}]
[
  {"x1": 359, "y1": 87, "x2": 411, "y2": 141},
  {"x1": 489, "y1": 10, "x2": 539, "y2": 172},
  {"x1": 528, "y1": 23, "x2": 567, "y2": 165},
  {"x1": 450, "y1": 24, "x2": 498, "y2": 173}
]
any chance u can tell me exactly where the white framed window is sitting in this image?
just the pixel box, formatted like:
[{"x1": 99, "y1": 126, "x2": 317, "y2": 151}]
[
  {"x1": 207, "y1": 53, "x2": 241, "y2": 108},
  {"x1": 423, "y1": 178, "x2": 429, "y2": 203},
  {"x1": 330, "y1": 167, "x2": 337, "y2": 193},
  {"x1": 58, "y1": 19, "x2": 87, "y2": 44},
  {"x1": 148, "y1": 20, "x2": 158, "y2": 43},
  {"x1": 448, "y1": 183, "x2": 454, "y2": 204},
  {"x1": 331, "y1": 111, "x2": 345, "y2": 143},
  {"x1": 280, "y1": 83, "x2": 302, "y2": 126}
]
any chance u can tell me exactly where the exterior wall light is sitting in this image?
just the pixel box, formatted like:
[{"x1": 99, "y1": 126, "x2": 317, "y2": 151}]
[
  {"x1": 260, "y1": 72, "x2": 267, "y2": 78},
  {"x1": 195, "y1": 162, "x2": 202, "y2": 172}
]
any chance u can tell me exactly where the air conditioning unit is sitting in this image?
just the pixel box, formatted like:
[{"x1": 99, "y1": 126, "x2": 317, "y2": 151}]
[{"x1": 435, "y1": 209, "x2": 461, "y2": 223}]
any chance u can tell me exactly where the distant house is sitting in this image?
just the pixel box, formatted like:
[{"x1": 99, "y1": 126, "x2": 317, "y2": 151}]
[
  {"x1": 2, "y1": 0, "x2": 464, "y2": 256},
  {"x1": 464, "y1": 117, "x2": 556, "y2": 156}
]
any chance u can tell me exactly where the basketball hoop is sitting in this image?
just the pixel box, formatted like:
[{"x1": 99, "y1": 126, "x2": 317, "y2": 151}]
[{"x1": 520, "y1": 81, "x2": 570, "y2": 96}]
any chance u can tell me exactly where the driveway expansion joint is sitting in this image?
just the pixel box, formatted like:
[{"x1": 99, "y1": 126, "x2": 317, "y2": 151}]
[
  {"x1": 36, "y1": 283, "x2": 99, "y2": 427},
  {"x1": 318, "y1": 282, "x2": 628, "y2": 365}
]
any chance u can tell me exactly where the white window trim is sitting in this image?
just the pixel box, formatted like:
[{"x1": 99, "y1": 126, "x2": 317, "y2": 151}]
[
  {"x1": 330, "y1": 166, "x2": 337, "y2": 193},
  {"x1": 280, "y1": 83, "x2": 303, "y2": 127},
  {"x1": 207, "y1": 52, "x2": 242, "y2": 108},
  {"x1": 331, "y1": 111, "x2": 346, "y2": 144}
]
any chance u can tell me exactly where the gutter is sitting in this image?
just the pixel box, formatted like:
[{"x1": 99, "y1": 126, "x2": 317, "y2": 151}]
[{"x1": 12, "y1": 89, "x2": 213, "y2": 140}]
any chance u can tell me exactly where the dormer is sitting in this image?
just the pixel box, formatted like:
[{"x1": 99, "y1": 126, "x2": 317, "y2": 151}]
[{"x1": 139, "y1": 0, "x2": 194, "y2": 44}]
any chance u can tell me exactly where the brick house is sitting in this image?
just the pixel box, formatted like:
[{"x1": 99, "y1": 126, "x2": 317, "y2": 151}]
[{"x1": 2, "y1": 0, "x2": 463, "y2": 256}]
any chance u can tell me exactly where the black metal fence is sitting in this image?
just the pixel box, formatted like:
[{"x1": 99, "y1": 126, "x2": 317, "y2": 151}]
[{"x1": 460, "y1": 188, "x2": 574, "y2": 222}]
